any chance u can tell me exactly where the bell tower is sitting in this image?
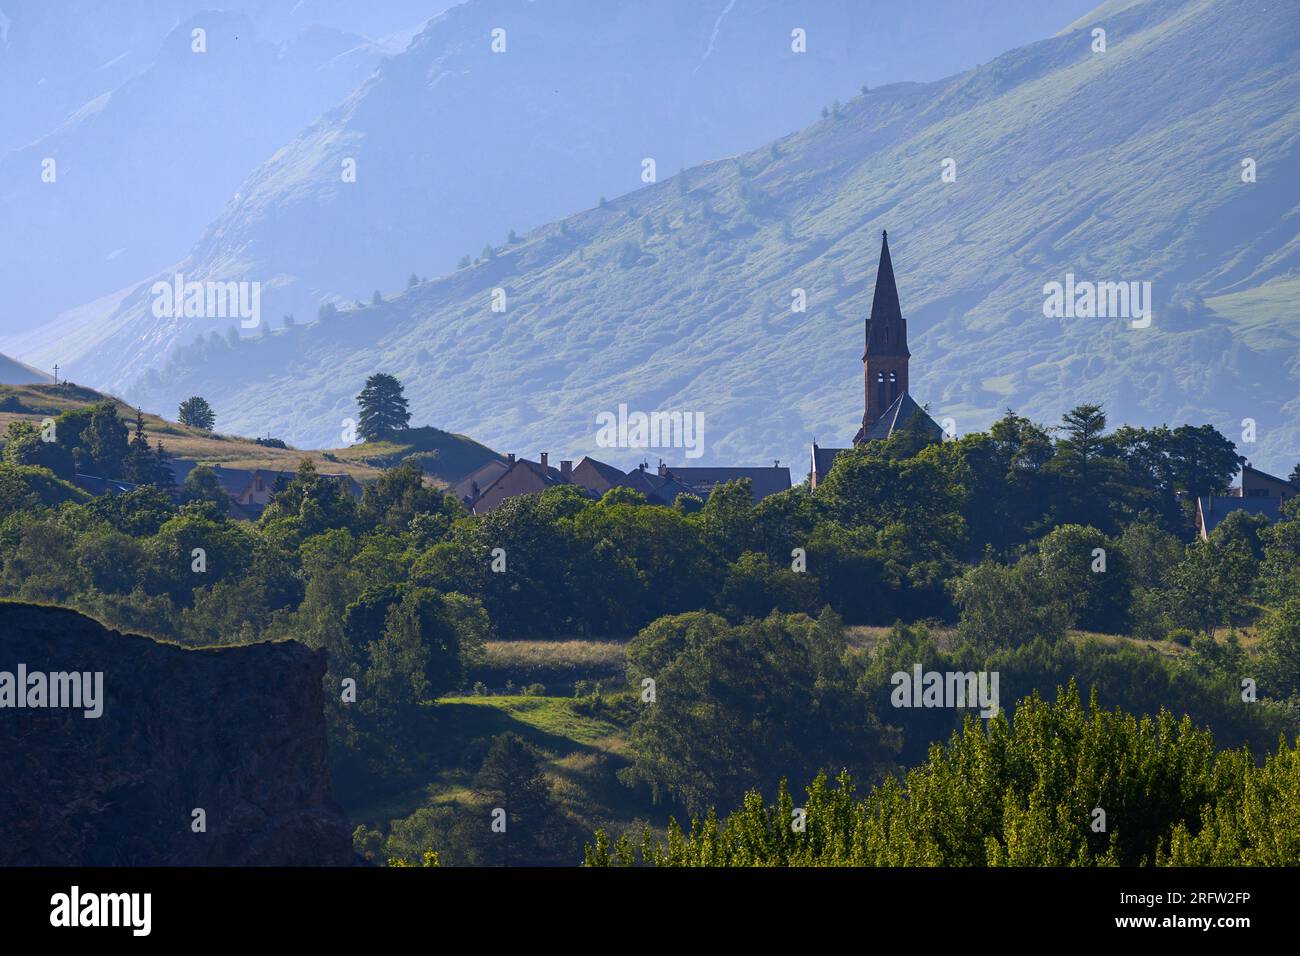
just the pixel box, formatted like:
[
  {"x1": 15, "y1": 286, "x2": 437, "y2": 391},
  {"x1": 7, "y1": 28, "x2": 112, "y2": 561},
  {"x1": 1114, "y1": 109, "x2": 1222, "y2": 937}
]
[{"x1": 860, "y1": 230, "x2": 909, "y2": 435}]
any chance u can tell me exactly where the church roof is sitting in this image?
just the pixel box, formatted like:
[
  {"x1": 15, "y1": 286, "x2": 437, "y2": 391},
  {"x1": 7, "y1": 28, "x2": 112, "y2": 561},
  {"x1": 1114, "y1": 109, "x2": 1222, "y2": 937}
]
[
  {"x1": 854, "y1": 393, "x2": 944, "y2": 443},
  {"x1": 811, "y1": 445, "x2": 849, "y2": 480}
]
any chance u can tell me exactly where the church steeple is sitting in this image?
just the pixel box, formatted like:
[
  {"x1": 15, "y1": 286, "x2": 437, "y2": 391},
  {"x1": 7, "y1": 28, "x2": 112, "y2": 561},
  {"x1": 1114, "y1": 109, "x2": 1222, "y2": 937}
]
[
  {"x1": 859, "y1": 230, "x2": 911, "y2": 435},
  {"x1": 864, "y1": 230, "x2": 909, "y2": 359}
]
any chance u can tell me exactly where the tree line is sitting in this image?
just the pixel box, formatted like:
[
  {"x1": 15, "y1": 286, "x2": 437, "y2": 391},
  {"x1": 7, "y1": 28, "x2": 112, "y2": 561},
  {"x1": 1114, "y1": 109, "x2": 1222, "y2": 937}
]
[{"x1": 2, "y1": 401, "x2": 1298, "y2": 861}]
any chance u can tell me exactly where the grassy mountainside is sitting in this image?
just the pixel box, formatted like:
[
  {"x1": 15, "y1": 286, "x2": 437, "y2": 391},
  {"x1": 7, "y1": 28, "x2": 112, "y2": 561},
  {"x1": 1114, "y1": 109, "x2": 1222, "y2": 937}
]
[
  {"x1": 0, "y1": 383, "x2": 496, "y2": 486},
  {"x1": 330, "y1": 425, "x2": 504, "y2": 482},
  {"x1": 52, "y1": 0, "x2": 1097, "y2": 385},
  {"x1": 132, "y1": 0, "x2": 1299, "y2": 473}
]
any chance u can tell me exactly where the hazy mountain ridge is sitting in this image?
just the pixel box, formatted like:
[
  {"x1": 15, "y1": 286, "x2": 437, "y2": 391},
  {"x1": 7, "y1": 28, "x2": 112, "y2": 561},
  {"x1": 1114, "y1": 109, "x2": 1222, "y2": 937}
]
[
  {"x1": 46, "y1": 0, "x2": 1099, "y2": 387},
  {"x1": 0, "y1": 350, "x2": 51, "y2": 384},
  {"x1": 0, "y1": 0, "x2": 449, "y2": 155},
  {"x1": 119, "y1": 0, "x2": 1300, "y2": 476},
  {"x1": 0, "y1": 10, "x2": 397, "y2": 340}
]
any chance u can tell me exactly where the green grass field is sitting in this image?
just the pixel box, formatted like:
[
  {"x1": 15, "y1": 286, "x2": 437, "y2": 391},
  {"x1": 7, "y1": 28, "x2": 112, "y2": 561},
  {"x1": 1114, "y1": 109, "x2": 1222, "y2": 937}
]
[{"x1": 349, "y1": 690, "x2": 653, "y2": 861}]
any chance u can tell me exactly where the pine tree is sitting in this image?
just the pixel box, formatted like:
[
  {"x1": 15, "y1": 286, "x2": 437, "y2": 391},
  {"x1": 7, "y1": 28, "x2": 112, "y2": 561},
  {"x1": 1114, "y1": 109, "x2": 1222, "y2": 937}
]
[
  {"x1": 459, "y1": 733, "x2": 569, "y2": 866},
  {"x1": 123, "y1": 407, "x2": 155, "y2": 484},
  {"x1": 153, "y1": 440, "x2": 175, "y2": 488},
  {"x1": 356, "y1": 373, "x2": 411, "y2": 441}
]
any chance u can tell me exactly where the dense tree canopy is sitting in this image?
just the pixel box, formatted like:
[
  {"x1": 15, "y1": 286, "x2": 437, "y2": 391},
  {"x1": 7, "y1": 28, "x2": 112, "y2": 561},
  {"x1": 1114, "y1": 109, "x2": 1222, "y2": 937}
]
[
  {"x1": 0, "y1": 400, "x2": 1294, "y2": 866},
  {"x1": 589, "y1": 684, "x2": 1300, "y2": 867}
]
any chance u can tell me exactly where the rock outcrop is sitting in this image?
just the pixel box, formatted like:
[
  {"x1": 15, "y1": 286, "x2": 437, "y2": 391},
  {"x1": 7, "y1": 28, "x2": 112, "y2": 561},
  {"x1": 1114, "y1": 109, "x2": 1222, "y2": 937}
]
[{"x1": 0, "y1": 603, "x2": 353, "y2": 865}]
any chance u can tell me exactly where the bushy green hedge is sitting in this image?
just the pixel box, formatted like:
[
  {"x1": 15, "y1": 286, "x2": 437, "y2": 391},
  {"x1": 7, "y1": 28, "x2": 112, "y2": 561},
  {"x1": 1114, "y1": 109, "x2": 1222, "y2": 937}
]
[{"x1": 587, "y1": 683, "x2": 1300, "y2": 867}]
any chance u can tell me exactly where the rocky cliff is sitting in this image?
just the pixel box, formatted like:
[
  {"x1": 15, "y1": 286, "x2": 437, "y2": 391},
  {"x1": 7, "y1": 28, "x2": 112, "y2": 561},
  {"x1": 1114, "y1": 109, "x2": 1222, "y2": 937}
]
[{"x1": 0, "y1": 603, "x2": 353, "y2": 865}]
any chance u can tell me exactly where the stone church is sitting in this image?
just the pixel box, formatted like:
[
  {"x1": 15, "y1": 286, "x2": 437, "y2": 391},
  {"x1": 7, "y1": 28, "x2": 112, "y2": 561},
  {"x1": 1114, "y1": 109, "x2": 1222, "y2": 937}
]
[{"x1": 809, "y1": 231, "x2": 944, "y2": 490}]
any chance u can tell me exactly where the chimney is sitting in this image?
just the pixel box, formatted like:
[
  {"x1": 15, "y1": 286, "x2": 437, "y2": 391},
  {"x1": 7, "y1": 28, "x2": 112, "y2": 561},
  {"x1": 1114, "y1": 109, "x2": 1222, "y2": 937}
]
[
  {"x1": 773, "y1": 459, "x2": 780, "y2": 468},
  {"x1": 560, "y1": 459, "x2": 572, "y2": 480},
  {"x1": 507, "y1": 453, "x2": 515, "y2": 464},
  {"x1": 540, "y1": 452, "x2": 549, "y2": 470},
  {"x1": 657, "y1": 458, "x2": 667, "y2": 476}
]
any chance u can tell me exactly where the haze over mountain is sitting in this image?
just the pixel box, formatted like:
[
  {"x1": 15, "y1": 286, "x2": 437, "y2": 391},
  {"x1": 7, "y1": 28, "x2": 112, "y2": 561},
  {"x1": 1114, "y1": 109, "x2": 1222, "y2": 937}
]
[
  {"x1": 114, "y1": 0, "x2": 1300, "y2": 477},
  {"x1": 0, "y1": 350, "x2": 51, "y2": 384},
  {"x1": 0, "y1": 10, "x2": 399, "y2": 337},
  {"x1": 30, "y1": 0, "x2": 1098, "y2": 382},
  {"x1": 0, "y1": 0, "x2": 449, "y2": 154}
]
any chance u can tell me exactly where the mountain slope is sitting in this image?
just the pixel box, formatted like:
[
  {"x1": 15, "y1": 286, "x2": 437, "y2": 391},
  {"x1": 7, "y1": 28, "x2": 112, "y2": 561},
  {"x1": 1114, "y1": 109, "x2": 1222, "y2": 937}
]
[
  {"x1": 0, "y1": 351, "x2": 52, "y2": 385},
  {"x1": 0, "y1": 12, "x2": 395, "y2": 340},
  {"x1": 50, "y1": 0, "x2": 1098, "y2": 385},
  {"x1": 108, "y1": 0, "x2": 1300, "y2": 474},
  {"x1": 0, "y1": 0, "x2": 447, "y2": 156}
]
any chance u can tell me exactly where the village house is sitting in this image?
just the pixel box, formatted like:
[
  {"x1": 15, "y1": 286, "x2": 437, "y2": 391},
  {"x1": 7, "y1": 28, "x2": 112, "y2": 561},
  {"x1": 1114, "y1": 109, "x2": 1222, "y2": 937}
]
[
  {"x1": 463, "y1": 452, "x2": 575, "y2": 514},
  {"x1": 167, "y1": 461, "x2": 361, "y2": 515},
  {"x1": 71, "y1": 462, "x2": 361, "y2": 519},
  {"x1": 462, "y1": 453, "x2": 737, "y2": 514},
  {"x1": 1196, "y1": 462, "x2": 1298, "y2": 539},
  {"x1": 654, "y1": 462, "x2": 791, "y2": 503},
  {"x1": 450, "y1": 458, "x2": 511, "y2": 506}
]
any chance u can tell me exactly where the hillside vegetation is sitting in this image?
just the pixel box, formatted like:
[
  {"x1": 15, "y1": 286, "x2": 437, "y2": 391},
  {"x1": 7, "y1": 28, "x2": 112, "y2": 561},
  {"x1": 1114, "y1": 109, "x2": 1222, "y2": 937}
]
[
  {"x1": 4, "y1": 393, "x2": 1297, "y2": 865},
  {"x1": 330, "y1": 425, "x2": 503, "y2": 484},
  {"x1": 0, "y1": 383, "x2": 386, "y2": 482},
  {"x1": 130, "y1": 0, "x2": 1300, "y2": 474},
  {"x1": 48, "y1": 0, "x2": 1096, "y2": 386},
  {"x1": 0, "y1": 383, "x2": 501, "y2": 486}
]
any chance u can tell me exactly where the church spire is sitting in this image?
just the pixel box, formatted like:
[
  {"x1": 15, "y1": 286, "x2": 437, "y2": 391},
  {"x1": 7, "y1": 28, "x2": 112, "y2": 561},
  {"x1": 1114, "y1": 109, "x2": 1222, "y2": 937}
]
[
  {"x1": 858, "y1": 230, "x2": 911, "y2": 435},
  {"x1": 865, "y1": 230, "x2": 908, "y2": 358}
]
